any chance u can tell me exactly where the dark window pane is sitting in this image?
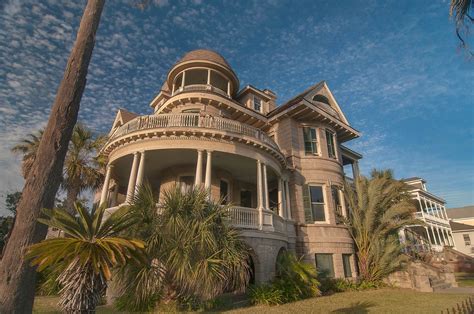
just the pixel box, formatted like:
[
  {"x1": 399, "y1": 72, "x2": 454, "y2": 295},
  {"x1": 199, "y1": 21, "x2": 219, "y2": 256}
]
[
  {"x1": 326, "y1": 129, "x2": 336, "y2": 158},
  {"x1": 220, "y1": 180, "x2": 229, "y2": 204},
  {"x1": 240, "y1": 190, "x2": 252, "y2": 208},
  {"x1": 315, "y1": 254, "x2": 334, "y2": 278},
  {"x1": 343, "y1": 254, "x2": 352, "y2": 278},
  {"x1": 312, "y1": 204, "x2": 325, "y2": 221},
  {"x1": 310, "y1": 186, "x2": 324, "y2": 203}
]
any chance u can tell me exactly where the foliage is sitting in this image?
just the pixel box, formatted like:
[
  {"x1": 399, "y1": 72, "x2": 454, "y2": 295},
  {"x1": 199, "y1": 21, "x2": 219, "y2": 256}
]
[
  {"x1": 249, "y1": 252, "x2": 320, "y2": 306},
  {"x1": 0, "y1": 216, "x2": 14, "y2": 253},
  {"x1": 319, "y1": 278, "x2": 385, "y2": 294},
  {"x1": 115, "y1": 184, "x2": 250, "y2": 311},
  {"x1": 248, "y1": 284, "x2": 283, "y2": 306},
  {"x1": 5, "y1": 192, "x2": 21, "y2": 216},
  {"x1": 11, "y1": 129, "x2": 44, "y2": 178},
  {"x1": 35, "y1": 266, "x2": 62, "y2": 296},
  {"x1": 62, "y1": 123, "x2": 107, "y2": 213},
  {"x1": 343, "y1": 169, "x2": 419, "y2": 283},
  {"x1": 449, "y1": 0, "x2": 473, "y2": 55},
  {"x1": 26, "y1": 203, "x2": 145, "y2": 313}
]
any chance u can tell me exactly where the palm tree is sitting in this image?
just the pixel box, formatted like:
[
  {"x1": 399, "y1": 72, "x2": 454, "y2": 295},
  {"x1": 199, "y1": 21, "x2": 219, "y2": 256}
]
[
  {"x1": 11, "y1": 130, "x2": 44, "y2": 179},
  {"x1": 343, "y1": 169, "x2": 419, "y2": 282},
  {"x1": 63, "y1": 123, "x2": 106, "y2": 213},
  {"x1": 450, "y1": 0, "x2": 473, "y2": 55},
  {"x1": 26, "y1": 203, "x2": 145, "y2": 313},
  {"x1": 115, "y1": 184, "x2": 250, "y2": 311},
  {"x1": 0, "y1": 1, "x2": 105, "y2": 311}
]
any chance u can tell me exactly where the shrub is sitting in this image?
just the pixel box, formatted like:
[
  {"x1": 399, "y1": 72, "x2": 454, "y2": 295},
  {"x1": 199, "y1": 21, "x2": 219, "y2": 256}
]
[
  {"x1": 248, "y1": 284, "x2": 283, "y2": 306},
  {"x1": 319, "y1": 278, "x2": 385, "y2": 294}
]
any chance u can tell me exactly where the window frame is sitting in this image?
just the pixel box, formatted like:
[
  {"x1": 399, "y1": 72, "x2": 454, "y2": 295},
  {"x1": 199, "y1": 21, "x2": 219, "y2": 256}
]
[
  {"x1": 325, "y1": 129, "x2": 337, "y2": 159},
  {"x1": 303, "y1": 127, "x2": 319, "y2": 156},
  {"x1": 315, "y1": 253, "x2": 335, "y2": 278},
  {"x1": 220, "y1": 179, "x2": 231, "y2": 205},
  {"x1": 309, "y1": 185, "x2": 327, "y2": 222},
  {"x1": 342, "y1": 254, "x2": 352, "y2": 278},
  {"x1": 253, "y1": 96, "x2": 262, "y2": 113}
]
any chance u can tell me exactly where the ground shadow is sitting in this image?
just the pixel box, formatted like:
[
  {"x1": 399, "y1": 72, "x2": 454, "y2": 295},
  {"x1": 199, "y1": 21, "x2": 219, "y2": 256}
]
[{"x1": 332, "y1": 301, "x2": 376, "y2": 314}]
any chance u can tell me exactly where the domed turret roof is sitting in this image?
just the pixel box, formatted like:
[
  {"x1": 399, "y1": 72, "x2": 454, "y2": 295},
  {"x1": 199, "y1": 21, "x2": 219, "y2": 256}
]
[{"x1": 176, "y1": 49, "x2": 231, "y2": 69}]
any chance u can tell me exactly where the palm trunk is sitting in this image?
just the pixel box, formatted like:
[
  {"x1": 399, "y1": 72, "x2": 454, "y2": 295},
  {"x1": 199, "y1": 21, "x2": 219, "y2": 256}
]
[
  {"x1": 0, "y1": 1, "x2": 105, "y2": 312},
  {"x1": 65, "y1": 181, "x2": 82, "y2": 215}
]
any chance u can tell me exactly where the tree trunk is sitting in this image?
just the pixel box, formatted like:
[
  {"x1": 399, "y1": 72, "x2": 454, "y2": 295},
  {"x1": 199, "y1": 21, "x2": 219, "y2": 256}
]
[
  {"x1": 0, "y1": 1, "x2": 105, "y2": 312},
  {"x1": 65, "y1": 180, "x2": 81, "y2": 214}
]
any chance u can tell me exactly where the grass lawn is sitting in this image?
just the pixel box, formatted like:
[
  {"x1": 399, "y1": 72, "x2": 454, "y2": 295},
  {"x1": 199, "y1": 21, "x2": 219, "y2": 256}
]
[
  {"x1": 456, "y1": 272, "x2": 474, "y2": 287},
  {"x1": 34, "y1": 288, "x2": 473, "y2": 313}
]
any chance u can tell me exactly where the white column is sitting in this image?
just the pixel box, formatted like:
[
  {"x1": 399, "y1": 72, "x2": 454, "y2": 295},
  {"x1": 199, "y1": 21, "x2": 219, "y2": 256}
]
[
  {"x1": 204, "y1": 150, "x2": 212, "y2": 193},
  {"x1": 339, "y1": 188, "x2": 347, "y2": 218},
  {"x1": 352, "y1": 160, "x2": 360, "y2": 179},
  {"x1": 435, "y1": 226, "x2": 443, "y2": 247},
  {"x1": 284, "y1": 180, "x2": 291, "y2": 220},
  {"x1": 207, "y1": 69, "x2": 211, "y2": 85},
  {"x1": 448, "y1": 229, "x2": 455, "y2": 247},
  {"x1": 126, "y1": 152, "x2": 140, "y2": 203},
  {"x1": 135, "y1": 150, "x2": 146, "y2": 189},
  {"x1": 442, "y1": 206, "x2": 449, "y2": 220},
  {"x1": 110, "y1": 184, "x2": 118, "y2": 207},
  {"x1": 195, "y1": 150, "x2": 204, "y2": 186},
  {"x1": 262, "y1": 163, "x2": 269, "y2": 210},
  {"x1": 227, "y1": 81, "x2": 231, "y2": 97},
  {"x1": 281, "y1": 178, "x2": 287, "y2": 218},
  {"x1": 181, "y1": 70, "x2": 186, "y2": 88},
  {"x1": 100, "y1": 164, "x2": 113, "y2": 206},
  {"x1": 425, "y1": 226, "x2": 433, "y2": 247},
  {"x1": 257, "y1": 160, "x2": 263, "y2": 229},
  {"x1": 278, "y1": 178, "x2": 284, "y2": 217}
]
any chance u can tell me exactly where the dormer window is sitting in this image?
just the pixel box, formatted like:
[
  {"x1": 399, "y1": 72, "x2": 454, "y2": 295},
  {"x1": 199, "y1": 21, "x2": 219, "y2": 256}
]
[
  {"x1": 313, "y1": 94, "x2": 330, "y2": 105},
  {"x1": 253, "y1": 96, "x2": 262, "y2": 112}
]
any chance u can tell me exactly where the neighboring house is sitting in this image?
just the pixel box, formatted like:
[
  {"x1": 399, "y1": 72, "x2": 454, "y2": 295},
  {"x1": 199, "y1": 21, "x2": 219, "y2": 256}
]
[
  {"x1": 449, "y1": 221, "x2": 474, "y2": 257},
  {"x1": 447, "y1": 205, "x2": 474, "y2": 226},
  {"x1": 400, "y1": 177, "x2": 454, "y2": 252},
  {"x1": 98, "y1": 49, "x2": 362, "y2": 283}
]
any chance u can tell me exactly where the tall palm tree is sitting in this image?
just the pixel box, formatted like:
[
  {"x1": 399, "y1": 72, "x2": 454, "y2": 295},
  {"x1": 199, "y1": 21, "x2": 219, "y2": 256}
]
[
  {"x1": 115, "y1": 184, "x2": 250, "y2": 312},
  {"x1": 450, "y1": 0, "x2": 473, "y2": 54},
  {"x1": 343, "y1": 169, "x2": 419, "y2": 282},
  {"x1": 26, "y1": 203, "x2": 145, "y2": 313},
  {"x1": 11, "y1": 130, "x2": 44, "y2": 179},
  {"x1": 63, "y1": 123, "x2": 106, "y2": 213},
  {"x1": 0, "y1": 1, "x2": 105, "y2": 311}
]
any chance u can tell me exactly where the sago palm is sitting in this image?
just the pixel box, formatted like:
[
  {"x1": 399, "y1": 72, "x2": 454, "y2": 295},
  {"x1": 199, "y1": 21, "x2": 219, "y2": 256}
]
[
  {"x1": 115, "y1": 184, "x2": 250, "y2": 311},
  {"x1": 11, "y1": 129, "x2": 44, "y2": 178},
  {"x1": 343, "y1": 169, "x2": 419, "y2": 282},
  {"x1": 449, "y1": 0, "x2": 473, "y2": 53},
  {"x1": 26, "y1": 203, "x2": 145, "y2": 313},
  {"x1": 63, "y1": 123, "x2": 107, "y2": 213}
]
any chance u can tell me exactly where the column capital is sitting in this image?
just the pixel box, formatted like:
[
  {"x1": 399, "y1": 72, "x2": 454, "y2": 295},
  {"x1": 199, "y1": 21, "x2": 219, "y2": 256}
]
[
  {"x1": 133, "y1": 151, "x2": 140, "y2": 156},
  {"x1": 139, "y1": 150, "x2": 146, "y2": 154},
  {"x1": 107, "y1": 163, "x2": 114, "y2": 169}
]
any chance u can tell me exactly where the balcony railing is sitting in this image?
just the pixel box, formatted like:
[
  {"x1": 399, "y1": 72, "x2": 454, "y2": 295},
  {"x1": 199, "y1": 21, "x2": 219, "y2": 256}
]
[
  {"x1": 414, "y1": 211, "x2": 450, "y2": 226},
  {"x1": 173, "y1": 84, "x2": 229, "y2": 98},
  {"x1": 109, "y1": 113, "x2": 280, "y2": 151}
]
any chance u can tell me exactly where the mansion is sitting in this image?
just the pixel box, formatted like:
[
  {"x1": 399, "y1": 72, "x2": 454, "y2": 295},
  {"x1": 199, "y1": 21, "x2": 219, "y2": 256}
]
[{"x1": 97, "y1": 49, "x2": 453, "y2": 284}]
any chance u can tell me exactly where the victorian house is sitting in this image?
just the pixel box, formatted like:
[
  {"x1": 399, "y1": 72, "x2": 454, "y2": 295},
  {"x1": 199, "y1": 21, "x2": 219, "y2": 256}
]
[{"x1": 99, "y1": 49, "x2": 362, "y2": 283}]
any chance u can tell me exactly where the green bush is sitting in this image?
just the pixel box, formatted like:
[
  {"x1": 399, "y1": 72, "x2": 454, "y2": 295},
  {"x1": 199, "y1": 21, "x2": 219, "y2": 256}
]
[
  {"x1": 248, "y1": 284, "x2": 283, "y2": 306},
  {"x1": 249, "y1": 252, "x2": 320, "y2": 306},
  {"x1": 319, "y1": 278, "x2": 385, "y2": 294}
]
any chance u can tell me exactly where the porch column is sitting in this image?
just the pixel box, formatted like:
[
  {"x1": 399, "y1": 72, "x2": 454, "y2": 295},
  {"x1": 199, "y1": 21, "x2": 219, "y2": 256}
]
[
  {"x1": 424, "y1": 226, "x2": 433, "y2": 247},
  {"x1": 204, "y1": 150, "x2": 212, "y2": 193},
  {"x1": 195, "y1": 150, "x2": 204, "y2": 186},
  {"x1": 262, "y1": 163, "x2": 269, "y2": 210},
  {"x1": 135, "y1": 150, "x2": 146, "y2": 189},
  {"x1": 339, "y1": 188, "x2": 348, "y2": 218},
  {"x1": 227, "y1": 81, "x2": 231, "y2": 97},
  {"x1": 284, "y1": 180, "x2": 292, "y2": 220},
  {"x1": 100, "y1": 164, "x2": 114, "y2": 206},
  {"x1": 352, "y1": 160, "x2": 360, "y2": 179},
  {"x1": 442, "y1": 206, "x2": 449, "y2": 220},
  {"x1": 435, "y1": 226, "x2": 443, "y2": 247},
  {"x1": 207, "y1": 69, "x2": 211, "y2": 85},
  {"x1": 278, "y1": 178, "x2": 284, "y2": 217},
  {"x1": 257, "y1": 160, "x2": 263, "y2": 229},
  {"x1": 126, "y1": 152, "x2": 140, "y2": 203},
  {"x1": 448, "y1": 230, "x2": 455, "y2": 247},
  {"x1": 110, "y1": 184, "x2": 118, "y2": 207}
]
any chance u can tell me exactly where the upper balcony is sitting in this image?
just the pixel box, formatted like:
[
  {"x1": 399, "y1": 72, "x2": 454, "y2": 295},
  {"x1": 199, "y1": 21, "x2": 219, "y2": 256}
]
[{"x1": 104, "y1": 113, "x2": 284, "y2": 164}]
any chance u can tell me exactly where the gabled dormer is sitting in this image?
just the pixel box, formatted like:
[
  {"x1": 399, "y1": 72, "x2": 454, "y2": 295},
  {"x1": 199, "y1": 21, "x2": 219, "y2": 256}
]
[
  {"x1": 109, "y1": 109, "x2": 139, "y2": 136},
  {"x1": 236, "y1": 85, "x2": 277, "y2": 115}
]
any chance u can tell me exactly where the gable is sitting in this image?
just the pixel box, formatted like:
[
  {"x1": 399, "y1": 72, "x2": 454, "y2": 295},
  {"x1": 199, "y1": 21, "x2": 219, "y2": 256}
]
[
  {"x1": 303, "y1": 82, "x2": 349, "y2": 125},
  {"x1": 109, "y1": 109, "x2": 138, "y2": 135}
]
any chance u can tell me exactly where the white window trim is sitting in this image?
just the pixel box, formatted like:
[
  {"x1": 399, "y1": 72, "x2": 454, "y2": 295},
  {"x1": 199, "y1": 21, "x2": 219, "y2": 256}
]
[
  {"x1": 253, "y1": 95, "x2": 262, "y2": 113},
  {"x1": 302, "y1": 126, "x2": 321, "y2": 157},
  {"x1": 308, "y1": 184, "x2": 330, "y2": 224}
]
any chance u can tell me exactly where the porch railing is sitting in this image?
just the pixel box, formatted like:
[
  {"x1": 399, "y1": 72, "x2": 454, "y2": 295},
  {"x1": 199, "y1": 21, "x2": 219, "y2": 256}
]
[
  {"x1": 173, "y1": 84, "x2": 229, "y2": 98},
  {"x1": 109, "y1": 113, "x2": 280, "y2": 151}
]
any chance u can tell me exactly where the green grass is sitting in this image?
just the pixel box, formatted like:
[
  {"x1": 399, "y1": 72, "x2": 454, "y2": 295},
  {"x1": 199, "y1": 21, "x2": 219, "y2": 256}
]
[
  {"x1": 456, "y1": 272, "x2": 474, "y2": 287},
  {"x1": 34, "y1": 288, "x2": 473, "y2": 313}
]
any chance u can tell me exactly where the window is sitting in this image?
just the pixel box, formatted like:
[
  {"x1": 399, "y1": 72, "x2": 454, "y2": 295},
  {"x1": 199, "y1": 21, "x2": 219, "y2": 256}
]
[
  {"x1": 325, "y1": 129, "x2": 336, "y2": 158},
  {"x1": 210, "y1": 71, "x2": 228, "y2": 92},
  {"x1": 310, "y1": 186, "x2": 326, "y2": 221},
  {"x1": 240, "y1": 190, "x2": 252, "y2": 208},
  {"x1": 312, "y1": 94, "x2": 330, "y2": 105},
  {"x1": 303, "y1": 127, "x2": 318, "y2": 155},
  {"x1": 179, "y1": 176, "x2": 194, "y2": 193},
  {"x1": 331, "y1": 186, "x2": 342, "y2": 218},
  {"x1": 253, "y1": 96, "x2": 262, "y2": 112},
  {"x1": 220, "y1": 180, "x2": 229, "y2": 205},
  {"x1": 342, "y1": 254, "x2": 352, "y2": 278},
  {"x1": 315, "y1": 254, "x2": 334, "y2": 278},
  {"x1": 184, "y1": 69, "x2": 207, "y2": 85},
  {"x1": 463, "y1": 234, "x2": 471, "y2": 246},
  {"x1": 182, "y1": 109, "x2": 200, "y2": 113}
]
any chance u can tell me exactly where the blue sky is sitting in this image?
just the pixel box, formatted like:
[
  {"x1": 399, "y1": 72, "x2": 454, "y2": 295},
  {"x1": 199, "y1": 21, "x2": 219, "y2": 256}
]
[{"x1": 0, "y1": 0, "x2": 473, "y2": 215}]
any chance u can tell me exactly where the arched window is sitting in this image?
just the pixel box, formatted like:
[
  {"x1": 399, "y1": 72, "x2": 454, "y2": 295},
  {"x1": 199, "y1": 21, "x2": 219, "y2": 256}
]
[{"x1": 312, "y1": 94, "x2": 330, "y2": 105}]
